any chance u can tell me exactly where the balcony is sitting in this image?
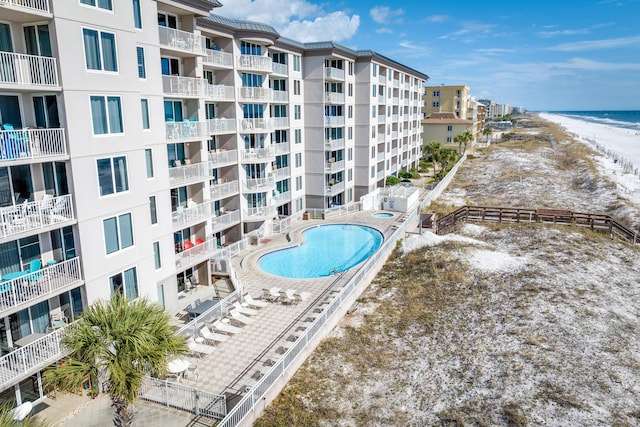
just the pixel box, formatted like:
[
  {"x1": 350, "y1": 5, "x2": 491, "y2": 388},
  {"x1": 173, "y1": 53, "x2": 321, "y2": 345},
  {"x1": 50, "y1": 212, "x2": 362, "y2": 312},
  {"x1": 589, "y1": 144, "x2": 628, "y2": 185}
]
[
  {"x1": 378, "y1": 95, "x2": 385, "y2": 104},
  {"x1": 0, "y1": 194, "x2": 74, "y2": 243},
  {"x1": 158, "y1": 26, "x2": 205, "y2": 56},
  {"x1": 376, "y1": 152, "x2": 385, "y2": 161},
  {"x1": 207, "y1": 118, "x2": 236, "y2": 135},
  {"x1": 325, "y1": 181, "x2": 345, "y2": 195},
  {"x1": 206, "y1": 84, "x2": 235, "y2": 102},
  {"x1": 162, "y1": 75, "x2": 206, "y2": 98},
  {"x1": 377, "y1": 115, "x2": 385, "y2": 124},
  {"x1": 392, "y1": 131, "x2": 398, "y2": 139},
  {"x1": 168, "y1": 161, "x2": 211, "y2": 187},
  {"x1": 376, "y1": 170, "x2": 384, "y2": 180},
  {"x1": 325, "y1": 138, "x2": 345, "y2": 150},
  {"x1": 203, "y1": 48, "x2": 233, "y2": 69},
  {"x1": 165, "y1": 120, "x2": 207, "y2": 142},
  {"x1": 271, "y1": 62, "x2": 287, "y2": 75},
  {"x1": 172, "y1": 200, "x2": 218, "y2": 228},
  {"x1": 325, "y1": 92, "x2": 345, "y2": 104},
  {"x1": 240, "y1": 118, "x2": 273, "y2": 133},
  {"x1": 271, "y1": 90, "x2": 288, "y2": 102},
  {"x1": 377, "y1": 133, "x2": 385, "y2": 143},
  {"x1": 243, "y1": 175, "x2": 275, "y2": 193},
  {"x1": 0, "y1": 52, "x2": 58, "y2": 89},
  {"x1": 211, "y1": 209, "x2": 241, "y2": 234},
  {"x1": 392, "y1": 114, "x2": 399, "y2": 122},
  {"x1": 239, "y1": 146, "x2": 275, "y2": 163},
  {"x1": 0, "y1": 128, "x2": 66, "y2": 164},
  {"x1": 0, "y1": 257, "x2": 83, "y2": 315},
  {"x1": 237, "y1": 55, "x2": 272, "y2": 73},
  {"x1": 273, "y1": 142, "x2": 289, "y2": 155},
  {"x1": 392, "y1": 147, "x2": 398, "y2": 156},
  {"x1": 272, "y1": 117, "x2": 289, "y2": 129},
  {"x1": 208, "y1": 149, "x2": 237, "y2": 167},
  {"x1": 324, "y1": 67, "x2": 345, "y2": 81},
  {"x1": 272, "y1": 166, "x2": 290, "y2": 181},
  {"x1": 324, "y1": 116, "x2": 345, "y2": 126},
  {"x1": 210, "y1": 180, "x2": 239, "y2": 201},
  {"x1": 0, "y1": 326, "x2": 66, "y2": 392},
  {"x1": 238, "y1": 87, "x2": 271, "y2": 102},
  {"x1": 325, "y1": 159, "x2": 345, "y2": 172},
  {"x1": 244, "y1": 205, "x2": 277, "y2": 220},
  {"x1": 273, "y1": 190, "x2": 290, "y2": 205},
  {"x1": 378, "y1": 75, "x2": 386, "y2": 85}
]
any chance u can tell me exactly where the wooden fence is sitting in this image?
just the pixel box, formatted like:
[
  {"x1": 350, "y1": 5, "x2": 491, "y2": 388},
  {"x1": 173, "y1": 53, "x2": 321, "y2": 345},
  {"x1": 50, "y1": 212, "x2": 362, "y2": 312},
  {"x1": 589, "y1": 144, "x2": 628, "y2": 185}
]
[{"x1": 435, "y1": 206, "x2": 638, "y2": 246}]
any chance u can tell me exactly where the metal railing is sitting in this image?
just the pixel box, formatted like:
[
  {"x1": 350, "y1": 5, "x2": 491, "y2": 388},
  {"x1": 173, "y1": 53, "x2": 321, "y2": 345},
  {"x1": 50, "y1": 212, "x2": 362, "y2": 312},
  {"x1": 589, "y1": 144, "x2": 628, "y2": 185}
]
[
  {"x1": 209, "y1": 149, "x2": 237, "y2": 166},
  {"x1": 0, "y1": 194, "x2": 74, "y2": 240},
  {"x1": 271, "y1": 90, "x2": 288, "y2": 102},
  {"x1": 244, "y1": 205, "x2": 277, "y2": 219},
  {"x1": 158, "y1": 26, "x2": 205, "y2": 55},
  {"x1": 0, "y1": 0, "x2": 50, "y2": 13},
  {"x1": 0, "y1": 51, "x2": 58, "y2": 87},
  {"x1": 239, "y1": 147, "x2": 275, "y2": 162},
  {"x1": 206, "y1": 84, "x2": 235, "y2": 102},
  {"x1": 325, "y1": 138, "x2": 345, "y2": 150},
  {"x1": 271, "y1": 211, "x2": 303, "y2": 233},
  {"x1": 272, "y1": 117, "x2": 288, "y2": 129},
  {"x1": 211, "y1": 210, "x2": 241, "y2": 234},
  {"x1": 324, "y1": 116, "x2": 345, "y2": 126},
  {"x1": 203, "y1": 49, "x2": 233, "y2": 68},
  {"x1": 0, "y1": 257, "x2": 83, "y2": 313},
  {"x1": 165, "y1": 120, "x2": 207, "y2": 141},
  {"x1": 324, "y1": 201, "x2": 361, "y2": 218},
  {"x1": 139, "y1": 377, "x2": 226, "y2": 420},
  {"x1": 168, "y1": 161, "x2": 211, "y2": 186},
  {"x1": 272, "y1": 166, "x2": 290, "y2": 181},
  {"x1": 240, "y1": 118, "x2": 273, "y2": 132},
  {"x1": 271, "y1": 62, "x2": 287, "y2": 75},
  {"x1": 0, "y1": 128, "x2": 65, "y2": 162},
  {"x1": 325, "y1": 92, "x2": 345, "y2": 104},
  {"x1": 175, "y1": 218, "x2": 239, "y2": 270},
  {"x1": 172, "y1": 201, "x2": 218, "y2": 227},
  {"x1": 243, "y1": 175, "x2": 275, "y2": 192},
  {"x1": 325, "y1": 159, "x2": 345, "y2": 172},
  {"x1": 207, "y1": 118, "x2": 236, "y2": 135},
  {"x1": 325, "y1": 181, "x2": 345, "y2": 195},
  {"x1": 237, "y1": 55, "x2": 272, "y2": 73},
  {"x1": 324, "y1": 67, "x2": 345, "y2": 80},
  {"x1": 217, "y1": 207, "x2": 416, "y2": 426},
  {"x1": 272, "y1": 142, "x2": 289, "y2": 155},
  {"x1": 162, "y1": 75, "x2": 206, "y2": 98},
  {"x1": 210, "y1": 180, "x2": 240, "y2": 201},
  {"x1": 273, "y1": 191, "x2": 290, "y2": 205},
  {"x1": 238, "y1": 87, "x2": 270, "y2": 102}
]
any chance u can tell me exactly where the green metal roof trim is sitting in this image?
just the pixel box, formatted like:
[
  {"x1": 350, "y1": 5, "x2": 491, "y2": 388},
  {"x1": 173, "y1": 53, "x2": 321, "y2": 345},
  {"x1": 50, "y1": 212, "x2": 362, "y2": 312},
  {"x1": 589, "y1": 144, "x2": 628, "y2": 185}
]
[{"x1": 205, "y1": 14, "x2": 279, "y2": 36}]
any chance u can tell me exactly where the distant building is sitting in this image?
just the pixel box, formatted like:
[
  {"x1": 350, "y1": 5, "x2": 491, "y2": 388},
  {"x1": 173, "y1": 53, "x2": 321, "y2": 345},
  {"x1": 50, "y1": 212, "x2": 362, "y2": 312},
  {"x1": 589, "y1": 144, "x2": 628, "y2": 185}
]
[
  {"x1": 422, "y1": 85, "x2": 471, "y2": 119},
  {"x1": 421, "y1": 112, "x2": 473, "y2": 146}
]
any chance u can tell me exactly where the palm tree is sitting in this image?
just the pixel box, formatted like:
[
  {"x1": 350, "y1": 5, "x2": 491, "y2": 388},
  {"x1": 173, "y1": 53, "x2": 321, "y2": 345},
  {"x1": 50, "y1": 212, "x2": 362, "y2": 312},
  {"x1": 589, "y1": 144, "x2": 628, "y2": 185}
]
[
  {"x1": 44, "y1": 293, "x2": 187, "y2": 427},
  {"x1": 482, "y1": 126, "x2": 492, "y2": 144},
  {"x1": 455, "y1": 130, "x2": 474, "y2": 154},
  {"x1": 0, "y1": 403, "x2": 48, "y2": 427}
]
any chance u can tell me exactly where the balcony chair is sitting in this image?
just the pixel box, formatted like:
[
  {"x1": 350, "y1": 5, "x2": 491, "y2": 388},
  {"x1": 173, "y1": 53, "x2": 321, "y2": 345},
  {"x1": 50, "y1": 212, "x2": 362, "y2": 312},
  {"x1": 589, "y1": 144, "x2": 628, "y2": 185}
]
[
  {"x1": 1, "y1": 124, "x2": 30, "y2": 159},
  {"x1": 27, "y1": 259, "x2": 43, "y2": 282}
]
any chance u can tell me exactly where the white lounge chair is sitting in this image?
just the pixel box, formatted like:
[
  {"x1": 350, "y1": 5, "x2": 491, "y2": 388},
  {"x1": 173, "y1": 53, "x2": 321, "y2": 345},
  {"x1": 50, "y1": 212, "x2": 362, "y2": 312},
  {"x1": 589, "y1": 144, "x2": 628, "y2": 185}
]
[
  {"x1": 294, "y1": 291, "x2": 311, "y2": 302},
  {"x1": 212, "y1": 319, "x2": 242, "y2": 334},
  {"x1": 262, "y1": 287, "x2": 281, "y2": 302},
  {"x1": 199, "y1": 326, "x2": 229, "y2": 345},
  {"x1": 228, "y1": 309, "x2": 255, "y2": 325},
  {"x1": 278, "y1": 290, "x2": 294, "y2": 305},
  {"x1": 232, "y1": 301, "x2": 258, "y2": 316},
  {"x1": 244, "y1": 294, "x2": 268, "y2": 308},
  {"x1": 186, "y1": 337, "x2": 214, "y2": 357}
]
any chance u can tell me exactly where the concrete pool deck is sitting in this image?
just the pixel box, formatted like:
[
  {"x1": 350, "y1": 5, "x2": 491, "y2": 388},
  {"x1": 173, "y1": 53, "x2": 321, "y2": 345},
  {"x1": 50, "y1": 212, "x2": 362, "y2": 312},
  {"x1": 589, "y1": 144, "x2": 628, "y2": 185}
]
[{"x1": 37, "y1": 210, "x2": 414, "y2": 426}]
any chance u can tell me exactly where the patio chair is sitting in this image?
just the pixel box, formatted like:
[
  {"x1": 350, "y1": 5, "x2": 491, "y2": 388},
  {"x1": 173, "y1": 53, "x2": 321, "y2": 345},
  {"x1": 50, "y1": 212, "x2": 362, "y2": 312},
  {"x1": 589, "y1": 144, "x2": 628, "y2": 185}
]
[
  {"x1": 27, "y1": 259, "x2": 43, "y2": 282},
  {"x1": 244, "y1": 294, "x2": 268, "y2": 308},
  {"x1": 294, "y1": 291, "x2": 311, "y2": 302},
  {"x1": 186, "y1": 337, "x2": 214, "y2": 357},
  {"x1": 232, "y1": 301, "x2": 258, "y2": 316},
  {"x1": 185, "y1": 362, "x2": 198, "y2": 380},
  {"x1": 262, "y1": 287, "x2": 280, "y2": 302},
  {"x1": 199, "y1": 326, "x2": 229, "y2": 345},
  {"x1": 48, "y1": 197, "x2": 67, "y2": 223},
  {"x1": 194, "y1": 299, "x2": 202, "y2": 307},
  {"x1": 228, "y1": 309, "x2": 255, "y2": 325},
  {"x1": 278, "y1": 291, "x2": 293, "y2": 305},
  {"x1": 211, "y1": 319, "x2": 242, "y2": 335}
]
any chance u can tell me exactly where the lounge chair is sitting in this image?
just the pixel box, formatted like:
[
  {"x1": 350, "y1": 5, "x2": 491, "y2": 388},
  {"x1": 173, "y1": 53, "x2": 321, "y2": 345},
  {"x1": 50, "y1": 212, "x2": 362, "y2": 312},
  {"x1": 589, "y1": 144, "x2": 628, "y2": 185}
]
[
  {"x1": 244, "y1": 294, "x2": 268, "y2": 308},
  {"x1": 278, "y1": 290, "x2": 294, "y2": 305},
  {"x1": 211, "y1": 319, "x2": 242, "y2": 335},
  {"x1": 186, "y1": 337, "x2": 214, "y2": 357},
  {"x1": 228, "y1": 309, "x2": 255, "y2": 325},
  {"x1": 232, "y1": 301, "x2": 258, "y2": 316},
  {"x1": 294, "y1": 291, "x2": 311, "y2": 302},
  {"x1": 199, "y1": 326, "x2": 229, "y2": 345},
  {"x1": 262, "y1": 287, "x2": 281, "y2": 302}
]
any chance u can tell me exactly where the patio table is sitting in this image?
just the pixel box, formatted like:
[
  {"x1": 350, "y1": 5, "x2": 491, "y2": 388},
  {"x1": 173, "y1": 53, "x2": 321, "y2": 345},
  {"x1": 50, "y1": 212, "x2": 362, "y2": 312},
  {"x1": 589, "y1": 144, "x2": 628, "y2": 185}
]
[{"x1": 185, "y1": 299, "x2": 217, "y2": 319}]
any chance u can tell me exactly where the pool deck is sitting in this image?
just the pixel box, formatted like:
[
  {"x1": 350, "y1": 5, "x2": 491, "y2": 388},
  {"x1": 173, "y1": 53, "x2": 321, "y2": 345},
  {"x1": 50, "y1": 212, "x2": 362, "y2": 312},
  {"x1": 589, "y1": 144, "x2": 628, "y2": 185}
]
[{"x1": 37, "y1": 210, "x2": 414, "y2": 426}]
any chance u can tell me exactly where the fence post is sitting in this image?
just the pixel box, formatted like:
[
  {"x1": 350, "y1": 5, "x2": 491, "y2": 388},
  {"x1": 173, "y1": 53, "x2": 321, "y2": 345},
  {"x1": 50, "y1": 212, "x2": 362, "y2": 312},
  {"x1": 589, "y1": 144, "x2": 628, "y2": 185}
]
[
  {"x1": 165, "y1": 380, "x2": 169, "y2": 407},
  {"x1": 195, "y1": 390, "x2": 199, "y2": 416}
]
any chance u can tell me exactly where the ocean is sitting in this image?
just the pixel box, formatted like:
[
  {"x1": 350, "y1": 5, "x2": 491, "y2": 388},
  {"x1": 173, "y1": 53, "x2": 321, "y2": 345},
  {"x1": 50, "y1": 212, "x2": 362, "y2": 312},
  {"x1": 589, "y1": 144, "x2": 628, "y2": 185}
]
[{"x1": 548, "y1": 110, "x2": 640, "y2": 131}]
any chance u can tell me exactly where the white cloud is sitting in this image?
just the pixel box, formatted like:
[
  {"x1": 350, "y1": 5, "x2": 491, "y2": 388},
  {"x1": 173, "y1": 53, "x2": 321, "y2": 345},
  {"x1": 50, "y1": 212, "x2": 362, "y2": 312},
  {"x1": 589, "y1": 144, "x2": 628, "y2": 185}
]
[
  {"x1": 376, "y1": 27, "x2": 394, "y2": 34},
  {"x1": 547, "y1": 35, "x2": 640, "y2": 51},
  {"x1": 422, "y1": 14, "x2": 449, "y2": 23},
  {"x1": 281, "y1": 12, "x2": 360, "y2": 42},
  {"x1": 438, "y1": 21, "x2": 495, "y2": 40},
  {"x1": 537, "y1": 28, "x2": 590, "y2": 37},
  {"x1": 474, "y1": 48, "x2": 515, "y2": 55},
  {"x1": 370, "y1": 6, "x2": 404, "y2": 24}
]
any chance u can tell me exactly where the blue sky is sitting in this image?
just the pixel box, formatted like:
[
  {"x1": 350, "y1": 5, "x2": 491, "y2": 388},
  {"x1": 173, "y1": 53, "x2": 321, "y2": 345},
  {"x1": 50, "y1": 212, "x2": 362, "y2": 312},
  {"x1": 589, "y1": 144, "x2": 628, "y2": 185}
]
[{"x1": 218, "y1": 0, "x2": 640, "y2": 111}]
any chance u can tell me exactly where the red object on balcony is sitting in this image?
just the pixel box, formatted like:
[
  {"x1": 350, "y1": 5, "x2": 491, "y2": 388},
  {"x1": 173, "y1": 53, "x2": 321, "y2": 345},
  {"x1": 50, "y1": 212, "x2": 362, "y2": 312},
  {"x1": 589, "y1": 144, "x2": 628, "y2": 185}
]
[
  {"x1": 195, "y1": 238, "x2": 204, "y2": 245},
  {"x1": 183, "y1": 240, "x2": 194, "y2": 250}
]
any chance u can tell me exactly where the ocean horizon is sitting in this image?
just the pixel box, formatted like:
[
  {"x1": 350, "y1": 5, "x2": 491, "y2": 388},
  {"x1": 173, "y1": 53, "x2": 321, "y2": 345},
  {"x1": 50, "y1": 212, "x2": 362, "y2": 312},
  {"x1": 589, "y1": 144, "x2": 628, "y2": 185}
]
[{"x1": 542, "y1": 110, "x2": 640, "y2": 131}]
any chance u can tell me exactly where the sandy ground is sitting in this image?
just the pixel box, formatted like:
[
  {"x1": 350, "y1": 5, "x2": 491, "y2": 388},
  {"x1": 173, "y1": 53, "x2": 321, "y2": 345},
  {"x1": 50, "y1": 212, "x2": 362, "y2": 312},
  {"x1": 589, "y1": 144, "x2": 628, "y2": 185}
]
[{"x1": 257, "y1": 115, "x2": 640, "y2": 427}]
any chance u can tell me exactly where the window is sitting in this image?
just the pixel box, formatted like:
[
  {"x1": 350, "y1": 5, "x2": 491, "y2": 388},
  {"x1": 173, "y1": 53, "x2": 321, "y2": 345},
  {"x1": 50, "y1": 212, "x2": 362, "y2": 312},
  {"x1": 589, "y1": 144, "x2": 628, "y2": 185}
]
[
  {"x1": 83, "y1": 28, "x2": 117, "y2": 71},
  {"x1": 348, "y1": 83, "x2": 353, "y2": 97},
  {"x1": 295, "y1": 153, "x2": 302, "y2": 168},
  {"x1": 140, "y1": 99, "x2": 150, "y2": 129},
  {"x1": 348, "y1": 127, "x2": 353, "y2": 140},
  {"x1": 132, "y1": 0, "x2": 142, "y2": 28},
  {"x1": 446, "y1": 137, "x2": 452, "y2": 142},
  {"x1": 371, "y1": 146, "x2": 375, "y2": 158},
  {"x1": 371, "y1": 166, "x2": 375, "y2": 178},
  {"x1": 294, "y1": 105, "x2": 301, "y2": 120},
  {"x1": 447, "y1": 125, "x2": 453, "y2": 132},
  {"x1": 90, "y1": 95, "x2": 123, "y2": 134},
  {"x1": 372, "y1": 84, "x2": 376, "y2": 97},
  {"x1": 348, "y1": 61, "x2": 353, "y2": 76},
  {"x1": 293, "y1": 55, "x2": 301, "y2": 71},
  {"x1": 157, "y1": 12, "x2": 177, "y2": 28},
  {"x1": 371, "y1": 126, "x2": 375, "y2": 138},
  {"x1": 294, "y1": 129, "x2": 301, "y2": 144},
  {"x1": 240, "y1": 41, "x2": 261, "y2": 55},
  {"x1": 136, "y1": 46, "x2": 145, "y2": 78},
  {"x1": 145, "y1": 149, "x2": 154, "y2": 178},
  {"x1": 293, "y1": 80, "x2": 301, "y2": 95},
  {"x1": 295, "y1": 176, "x2": 302, "y2": 191},
  {"x1": 97, "y1": 156, "x2": 128, "y2": 196},
  {"x1": 149, "y1": 196, "x2": 157, "y2": 224},
  {"x1": 295, "y1": 198, "x2": 302, "y2": 212},
  {"x1": 348, "y1": 168, "x2": 353, "y2": 181},
  {"x1": 81, "y1": 0, "x2": 112, "y2": 10},
  {"x1": 433, "y1": 90, "x2": 440, "y2": 97},
  {"x1": 371, "y1": 106, "x2": 376, "y2": 118},
  {"x1": 272, "y1": 52, "x2": 286, "y2": 64},
  {"x1": 372, "y1": 64, "x2": 377, "y2": 77},
  {"x1": 153, "y1": 241, "x2": 161, "y2": 269},
  {"x1": 348, "y1": 148, "x2": 352, "y2": 161},
  {"x1": 432, "y1": 101, "x2": 439, "y2": 108},
  {"x1": 103, "y1": 213, "x2": 133, "y2": 254},
  {"x1": 348, "y1": 105, "x2": 353, "y2": 119},
  {"x1": 110, "y1": 267, "x2": 138, "y2": 299}
]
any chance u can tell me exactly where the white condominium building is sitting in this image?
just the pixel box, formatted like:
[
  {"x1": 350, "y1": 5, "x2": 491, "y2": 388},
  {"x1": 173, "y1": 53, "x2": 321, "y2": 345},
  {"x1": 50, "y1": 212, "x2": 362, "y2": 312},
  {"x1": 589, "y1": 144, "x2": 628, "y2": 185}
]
[{"x1": 0, "y1": 0, "x2": 427, "y2": 406}]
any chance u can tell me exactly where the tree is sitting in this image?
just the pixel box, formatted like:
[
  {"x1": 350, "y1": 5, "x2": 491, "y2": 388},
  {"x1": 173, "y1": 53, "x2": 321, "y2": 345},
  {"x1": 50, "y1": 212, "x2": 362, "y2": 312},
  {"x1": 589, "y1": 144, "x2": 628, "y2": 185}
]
[
  {"x1": 0, "y1": 403, "x2": 48, "y2": 427},
  {"x1": 482, "y1": 126, "x2": 492, "y2": 144},
  {"x1": 386, "y1": 175, "x2": 401, "y2": 186},
  {"x1": 455, "y1": 130, "x2": 474, "y2": 154},
  {"x1": 44, "y1": 293, "x2": 187, "y2": 427}
]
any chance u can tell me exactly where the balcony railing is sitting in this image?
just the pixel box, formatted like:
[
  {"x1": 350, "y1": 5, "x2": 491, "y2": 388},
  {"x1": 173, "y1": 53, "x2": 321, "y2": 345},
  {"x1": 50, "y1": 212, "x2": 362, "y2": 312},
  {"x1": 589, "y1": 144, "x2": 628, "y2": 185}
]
[
  {"x1": 271, "y1": 62, "x2": 287, "y2": 75},
  {"x1": 209, "y1": 149, "x2": 237, "y2": 166},
  {"x1": 203, "y1": 49, "x2": 233, "y2": 68},
  {"x1": 210, "y1": 180, "x2": 239, "y2": 201},
  {"x1": 243, "y1": 175, "x2": 275, "y2": 192},
  {"x1": 211, "y1": 209, "x2": 241, "y2": 234},
  {"x1": 273, "y1": 190, "x2": 290, "y2": 205},
  {"x1": 325, "y1": 181, "x2": 345, "y2": 195},
  {"x1": 272, "y1": 166, "x2": 290, "y2": 180},
  {"x1": 325, "y1": 138, "x2": 345, "y2": 150},
  {"x1": 238, "y1": 87, "x2": 270, "y2": 102},
  {"x1": 377, "y1": 152, "x2": 385, "y2": 161},
  {"x1": 239, "y1": 147, "x2": 275, "y2": 163},
  {"x1": 168, "y1": 161, "x2": 211, "y2": 187},
  {"x1": 325, "y1": 116, "x2": 345, "y2": 126},
  {"x1": 240, "y1": 118, "x2": 273, "y2": 132},
  {"x1": 325, "y1": 159, "x2": 345, "y2": 172},
  {"x1": 325, "y1": 67, "x2": 345, "y2": 80},
  {"x1": 207, "y1": 118, "x2": 236, "y2": 135},
  {"x1": 271, "y1": 90, "x2": 288, "y2": 102},
  {"x1": 0, "y1": 128, "x2": 66, "y2": 162},
  {"x1": 0, "y1": 194, "x2": 74, "y2": 240},
  {"x1": 244, "y1": 205, "x2": 277, "y2": 220},
  {"x1": 165, "y1": 120, "x2": 207, "y2": 141},
  {"x1": 272, "y1": 117, "x2": 288, "y2": 128},
  {"x1": 158, "y1": 26, "x2": 205, "y2": 55},
  {"x1": 325, "y1": 92, "x2": 345, "y2": 104},
  {"x1": 0, "y1": 325, "x2": 67, "y2": 391},
  {"x1": 237, "y1": 55, "x2": 272, "y2": 73},
  {"x1": 376, "y1": 170, "x2": 384, "y2": 180},
  {"x1": 206, "y1": 84, "x2": 235, "y2": 102},
  {"x1": 0, "y1": 52, "x2": 58, "y2": 87},
  {"x1": 162, "y1": 75, "x2": 206, "y2": 98},
  {"x1": 176, "y1": 237, "x2": 224, "y2": 271},
  {"x1": 378, "y1": 74, "x2": 386, "y2": 85},
  {"x1": 0, "y1": 257, "x2": 83, "y2": 314},
  {"x1": 172, "y1": 200, "x2": 218, "y2": 227},
  {"x1": 0, "y1": 0, "x2": 50, "y2": 14},
  {"x1": 378, "y1": 115, "x2": 385, "y2": 124},
  {"x1": 273, "y1": 142, "x2": 289, "y2": 155}
]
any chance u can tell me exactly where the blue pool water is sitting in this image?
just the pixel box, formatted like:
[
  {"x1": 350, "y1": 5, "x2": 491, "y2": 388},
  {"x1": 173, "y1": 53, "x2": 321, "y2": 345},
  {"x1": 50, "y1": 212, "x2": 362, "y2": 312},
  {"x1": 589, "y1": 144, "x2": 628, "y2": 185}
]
[
  {"x1": 259, "y1": 224, "x2": 383, "y2": 278},
  {"x1": 373, "y1": 212, "x2": 394, "y2": 218}
]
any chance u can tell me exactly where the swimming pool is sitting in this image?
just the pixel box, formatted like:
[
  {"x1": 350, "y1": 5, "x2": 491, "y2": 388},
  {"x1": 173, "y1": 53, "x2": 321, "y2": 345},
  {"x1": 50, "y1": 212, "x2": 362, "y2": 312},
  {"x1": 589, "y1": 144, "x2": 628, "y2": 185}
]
[
  {"x1": 373, "y1": 212, "x2": 394, "y2": 218},
  {"x1": 258, "y1": 224, "x2": 383, "y2": 278}
]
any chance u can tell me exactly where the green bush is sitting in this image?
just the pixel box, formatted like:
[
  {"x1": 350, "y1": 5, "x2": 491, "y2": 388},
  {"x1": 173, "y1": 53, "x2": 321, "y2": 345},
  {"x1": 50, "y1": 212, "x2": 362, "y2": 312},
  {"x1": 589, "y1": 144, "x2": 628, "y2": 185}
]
[{"x1": 386, "y1": 176, "x2": 401, "y2": 186}]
